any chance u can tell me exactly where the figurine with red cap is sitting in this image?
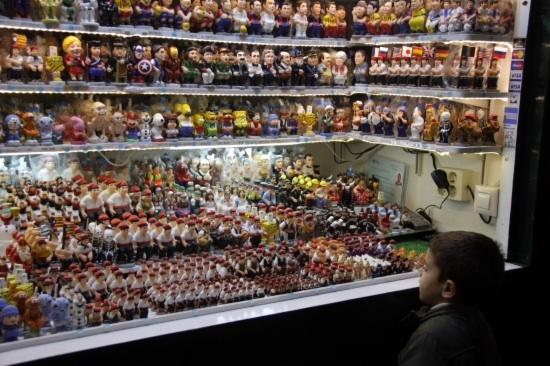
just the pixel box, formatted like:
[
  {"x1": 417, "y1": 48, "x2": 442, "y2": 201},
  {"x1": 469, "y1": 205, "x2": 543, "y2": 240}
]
[{"x1": 108, "y1": 180, "x2": 132, "y2": 219}]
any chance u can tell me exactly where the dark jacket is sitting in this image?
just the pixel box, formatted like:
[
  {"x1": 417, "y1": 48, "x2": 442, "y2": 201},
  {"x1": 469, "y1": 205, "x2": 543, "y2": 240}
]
[{"x1": 398, "y1": 304, "x2": 501, "y2": 366}]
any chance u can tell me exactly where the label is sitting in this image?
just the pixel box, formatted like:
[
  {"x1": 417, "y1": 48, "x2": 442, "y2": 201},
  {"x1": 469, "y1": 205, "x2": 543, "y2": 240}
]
[{"x1": 508, "y1": 80, "x2": 522, "y2": 92}]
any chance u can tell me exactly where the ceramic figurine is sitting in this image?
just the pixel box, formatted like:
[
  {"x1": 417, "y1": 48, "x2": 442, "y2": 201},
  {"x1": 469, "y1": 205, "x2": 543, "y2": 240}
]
[
  {"x1": 174, "y1": 0, "x2": 192, "y2": 30},
  {"x1": 20, "y1": 112, "x2": 39, "y2": 146},
  {"x1": 38, "y1": 0, "x2": 62, "y2": 23},
  {"x1": 128, "y1": 44, "x2": 149, "y2": 84},
  {"x1": 448, "y1": 0, "x2": 463, "y2": 32},
  {"x1": 291, "y1": 51, "x2": 305, "y2": 87},
  {"x1": 475, "y1": 0, "x2": 490, "y2": 32},
  {"x1": 261, "y1": 0, "x2": 276, "y2": 36},
  {"x1": 139, "y1": 111, "x2": 152, "y2": 141},
  {"x1": 181, "y1": 46, "x2": 200, "y2": 85},
  {"x1": 317, "y1": 52, "x2": 332, "y2": 87},
  {"x1": 60, "y1": 0, "x2": 77, "y2": 22},
  {"x1": 485, "y1": 57, "x2": 500, "y2": 90},
  {"x1": 307, "y1": 0, "x2": 323, "y2": 38},
  {"x1": 248, "y1": 0, "x2": 263, "y2": 35},
  {"x1": 352, "y1": 1, "x2": 368, "y2": 36},
  {"x1": 407, "y1": 56, "x2": 420, "y2": 87},
  {"x1": 152, "y1": 0, "x2": 175, "y2": 28},
  {"x1": 353, "y1": 49, "x2": 368, "y2": 85},
  {"x1": 497, "y1": 0, "x2": 514, "y2": 34},
  {"x1": 395, "y1": 104, "x2": 410, "y2": 139},
  {"x1": 481, "y1": 113, "x2": 500, "y2": 145},
  {"x1": 303, "y1": 51, "x2": 318, "y2": 87},
  {"x1": 106, "y1": 39, "x2": 129, "y2": 84},
  {"x1": 261, "y1": 49, "x2": 277, "y2": 87},
  {"x1": 394, "y1": 0, "x2": 412, "y2": 34},
  {"x1": 376, "y1": 56, "x2": 387, "y2": 85},
  {"x1": 293, "y1": 0, "x2": 308, "y2": 38},
  {"x1": 77, "y1": 0, "x2": 99, "y2": 26},
  {"x1": 151, "y1": 44, "x2": 166, "y2": 84},
  {"x1": 332, "y1": 51, "x2": 348, "y2": 87},
  {"x1": 422, "y1": 103, "x2": 437, "y2": 142},
  {"x1": 379, "y1": 0, "x2": 396, "y2": 35},
  {"x1": 409, "y1": 106, "x2": 424, "y2": 141},
  {"x1": 409, "y1": 0, "x2": 427, "y2": 33},
  {"x1": 109, "y1": 111, "x2": 126, "y2": 142},
  {"x1": 276, "y1": 50, "x2": 292, "y2": 87},
  {"x1": 334, "y1": 4, "x2": 347, "y2": 38},
  {"x1": 456, "y1": 56, "x2": 471, "y2": 89},
  {"x1": 274, "y1": 1, "x2": 292, "y2": 37},
  {"x1": 98, "y1": 0, "x2": 119, "y2": 26},
  {"x1": 177, "y1": 103, "x2": 194, "y2": 138},
  {"x1": 438, "y1": 0, "x2": 453, "y2": 32},
  {"x1": 124, "y1": 112, "x2": 140, "y2": 142},
  {"x1": 471, "y1": 57, "x2": 486, "y2": 89},
  {"x1": 437, "y1": 111, "x2": 452, "y2": 143},
  {"x1": 88, "y1": 102, "x2": 109, "y2": 143},
  {"x1": 425, "y1": 0, "x2": 441, "y2": 32},
  {"x1": 381, "y1": 107, "x2": 395, "y2": 137},
  {"x1": 163, "y1": 46, "x2": 181, "y2": 84},
  {"x1": 4, "y1": 114, "x2": 22, "y2": 147},
  {"x1": 151, "y1": 113, "x2": 165, "y2": 142},
  {"x1": 387, "y1": 55, "x2": 399, "y2": 85},
  {"x1": 71, "y1": 116, "x2": 87, "y2": 145},
  {"x1": 5, "y1": 45, "x2": 24, "y2": 82},
  {"x1": 418, "y1": 56, "x2": 431, "y2": 87},
  {"x1": 322, "y1": 1, "x2": 337, "y2": 37},
  {"x1": 114, "y1": 0, "x2": 133, "y2": 25},
  {"x1": 37, "y1": 115, "x2": 55, "y2": 146},
  {"x1": 1, "y1": 305, "x2": 20, "y2": 342},
  {"x1": 85, "y1": 40, "x2": 106, "y2": 83},
  {"x1": 199, "y1": 46, "x2": 216, "y2": 86},
  {"x1": 191, "y1": 0, "x2": 216, "y2": 32},
  {"x1": 365, "y1": 1, "x2": 380, "y2": 35},
  {"x1": 398, "y1": 57, "x2": 409, "y2": 86},
  {"x1": 132, "y1": 0, "x2": 152, "y2": 27},
  {"x1": 232, "y1": 0, "x2": 250, "y2": 35},
  {"x1": 62, "y1": 36, "x2": 86, "y2": 82},
  {"x1": 25, "y1": 45, "x2": 44, "y2": 82}
]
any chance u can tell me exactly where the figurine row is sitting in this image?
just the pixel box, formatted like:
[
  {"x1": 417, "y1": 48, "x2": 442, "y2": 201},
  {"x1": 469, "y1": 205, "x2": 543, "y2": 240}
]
[{"x1": 2, "y1": 0, "x2": 516, "y2": 38}]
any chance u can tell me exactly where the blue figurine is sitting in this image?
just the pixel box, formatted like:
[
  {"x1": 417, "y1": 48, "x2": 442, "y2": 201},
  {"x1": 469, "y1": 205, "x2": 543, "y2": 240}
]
[
  {"x1": 51, "y1": 297, "x2": 72, "y2": 333},
  {"x1": 1, "y1": 305, "x2": 20, "y2": 342},
  {"x1": 5, "y1": 114, "x2": 22, "y2": 146}
]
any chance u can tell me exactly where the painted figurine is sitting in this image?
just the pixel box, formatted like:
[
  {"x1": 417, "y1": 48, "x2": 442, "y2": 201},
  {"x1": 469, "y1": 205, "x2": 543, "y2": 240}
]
[
  {"x1": 307, "y1": 1, "x2": 323, "y2": 38},
  {"x1": 5, "y1": 114, "x2": 22, "y2": 147},
  {"x1": 85, "y1": 40, "x2": 106, "y2": 83},
  {"x1": 62, "y1": 36, "x2": 86, "y2": 81},
  {"x1": 98, "y1": 0, "x2": 119, "y2": 26},
  {"x1": 409, "y1": 0, "x2": 427, "y2": 33}
]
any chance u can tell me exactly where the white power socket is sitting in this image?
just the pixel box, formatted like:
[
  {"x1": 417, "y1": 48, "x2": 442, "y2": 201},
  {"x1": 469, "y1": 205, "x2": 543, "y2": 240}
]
[
  {"x1": 436, "y1": 168, "x2": 470, "y2": 201},
  {"x1": 474, "y1": 185, "x2": 499, "y2": 217}
]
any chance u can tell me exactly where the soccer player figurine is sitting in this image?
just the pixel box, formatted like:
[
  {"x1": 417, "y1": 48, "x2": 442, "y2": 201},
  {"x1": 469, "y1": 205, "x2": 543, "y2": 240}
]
[
  {"x1": 231, "y1": 0, "x2": 249, "y2": 35},
  {"x1": 275, "y1": 1, "x2": 292, "y2": 37},
  {"x1": 174, "y1": 0, "x2": 192, "y2": 30},
  {"x1": 365, "y1": 1, "x2": 381, "y2": 35},
  {"x1": 352, "y1": 1, "x2": 368, "y2": 36},
  {"x1": 409, "y1": 0, "x2": 426, "y2": 33},
  {"x1": 191, "y1": 0, "x2": 215, "y2": 32},
  {"x1": 293, "y1": 0, "x2": 308, "y2": 38},
  {"x1": 307, "y1": 1, "x2": 323, "y2": 38},
  {"x1": 214, "y1": 0, "x2": 233, "y2": 34},
  {"x1": 133, "y1": 0, "x2": 153, "y2": 26},
  {"x1": 261, "y1": 0, "x2": 276, "y2": 36}
]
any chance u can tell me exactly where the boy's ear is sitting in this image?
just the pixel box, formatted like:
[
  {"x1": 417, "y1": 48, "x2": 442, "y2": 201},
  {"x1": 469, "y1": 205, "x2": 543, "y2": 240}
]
[{"x1": 442, "y1": 279, "x2": 457, "y2": 300}]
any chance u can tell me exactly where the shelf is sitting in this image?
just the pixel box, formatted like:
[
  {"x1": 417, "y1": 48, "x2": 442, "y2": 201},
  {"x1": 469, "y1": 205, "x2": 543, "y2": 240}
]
[
  {"x1": 0, "y1": 83, "x2": 509, "y2": 100},
  {"x1": 0, "y1": 133, "x2": 502, "y2": 156},
  {"x1": 1, "y1": 17, "x2": 512, "y2": 47}
]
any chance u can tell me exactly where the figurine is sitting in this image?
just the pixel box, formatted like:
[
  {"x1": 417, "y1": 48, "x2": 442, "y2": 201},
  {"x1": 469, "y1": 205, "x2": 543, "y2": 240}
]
[
  {"x1": 425, "y1": 0, "x2": 441, "y2": 32},
  {"x1": 1, "y1": 305, "x2": 20, "y2": 342},
  {"x1": 71, "y1": 116, "x2": 87, "y2": 145},
  {"x1": 293, "y1": 1, "x2": 308, "y2": 38},
  {"x1": 134, "y1": 0, "x2": 155, "y2": 26},
  {"x1": 332, "y1": 51, "x2": 348, "y2": 87},
  {"x1": 276, "y1": 50, "x2": 292, "y2": 87},
  {"x1": 248, "y1": 111, "x2": 262, "y2": 137},
  {"x1": 106, "y1": 39, "x2": 128, "y2": 84},
  {"x1": 261, "y1": 0, "x2": 276, "y2": 36},
  {"x1": 497, "y1": 0, "x2": 514, "y2": 34},
  {"x1": 98, "y1": 0, "x2": 119, "y2": 26},
  {"x1": 214, "y1": 47, "x2": 232, "y2": 86},
  {"x1": 152, "y1": 0, "x2": 175, "y2": 28},
  {"x1": 220, "y1": 110, "x2": 234, "y2": 138},
  {"x1": 395, "y1": 104, "x2": 410, "y2": 139},
  {"x1": 62, "y1": 36, "x2": 86, "y2": 82},
  {"x1": 409, "y1": 0, "x2": 426, "y2": 33},
  {"x1": 163, "y1": 114, "x2": 179, "y2": 141},
  {"x1": 5, "y1": 45, "x2": 25, "y2": 82},
  {"x1": 437, "y1": 111, "x2": 452, "y2": 143},
  {"x1": 248, "y1": 0, "x2": 263, "y2": 35},
  {"x1": 25, "y1": 45, "x2": 44, "y2": 82},
  {"x1": 139, "y1": 111, "x2": 151, "y2": 141},
  {"x1": 332, "y1": 107, "x2": 347, "y2": 133},
  {"x1": 453, "y1": 113, "x2": 475, "y2": 145},
  {"x1": 151, "y1": 113, "x2": 165, "y2": 142},
  {"x1": 177, "y1": 103, "x2": 193, "y2": 138},
  {"x1": 174, "y1": 0, "x2": 192, "y2": 29},
  {"x1": 307, "y1": 1, "x2": 323, "y2": 38},
  {"x1": 334, "y1": 4, "x2": 347, "y2": 38},
  {"x1": 365, "y1": 1, "x2": 380, "y2": 35},
  {"x1": 60, "y1": 0, "x2": 77, "y2": 22},
  {"x1": 315, "y1": 52, "x2": 331, "y2": 87},
  {"x1": 151, "y1": 44, "x2": 166, "y2": 84},
  {"x1": 481, "y1": 113, "x2": 500, "y2": 145},
  {"x1": 128, "y1": 44, "x2": 149, "y2": 84},
  {"x1": 485, "y1": 57, "x2": 500, "y2": 90},
  {"x1": 322, "y1": 1, "x2": 337, "y2": 37},
  {"x1": 274, "y1": 1, "x2": 292, "y2": 38},
  {"x1": 379, "y1": 0, "x2": 396, "y2": 35},
  {"x1": 4, "y1": 114, "x2": 22, "y2": 147},
  {"x1": 291, "y1": 51, "x2": 305, "y2": 87},
  {"x1": 114, "y1": 0, "x2": 133, "y2": 25},
  {"x1": 261, "y1": 49, "x2": 277, "y2": 87},
  {"x1": 430, "y1": 56, "x2": 445, "y2": 87},
  {"x1": 422, "y1": 103, "x2": 437, "y2": 142},
  {"x1": 407, "y1": 56, "x2": 420, "y2": 87},
  {"x1": 248, "y1": 49, "x2": 263, "y2": 88},
  {"x1": 438, "y1": 0, "x2": 453, "y2": 32},
  {"x1": 398, "y1": 57, "x2": 409, "y2": 86},
  {"x1": 418, "y1": 56, "x2": 431, "y2": 87},
  {"x1": 303, "y1": 51, "x2": 318, "y2": 87},
  {"x1": 39, "y1": 0, "x2": 63, "y2": 24},
  {"x1": 352, "y1": 1, "x2": 368, "y2": 36},
  {"x1": 475, "y1": 0, "x2": 490, "y2": 32},
  {"x1": 376, "y1": 56, "x2": 387, "y2": 85},
  {"x1": 199, "y1": 46, "x2": 216, "y2": 85},
  {"x1": 456, "y1": 56, "x2": 471, "y2": 89},
  {"x1": 191, "y1": 0, "x2": 216, "y2": 32},
  {"x1": 232, "y1": 0, "x2": 249, "y2": 34},
  {"x1": 353, "y1": 49, "x2": 368, "y2": 85},
  {"x1": 471, "y1": 57, "x2": 486, "y2": 89},
  {"x1": 381, "y1": 107, "x2": 395, "y2": 137},
  {"x1": 21, "y1": 112, "x2": 40, "y2": 146},
  {"x1": 38, "y1": 115, "x2": 55, "y2": 146},
  {"x1": 461, "y1": 0, "x2": 476, "y2": 32},
  {"x1": 394, "y1": 0, "x2": 412, "y2": 34},
  {"x1": 108, "y1": 111, "x2": 126, "y2": 142},
  {"x1": 181, "y1": 46, "x2": 200, "y2": 85},
  {"x1": 233, "y1": 110, "x2": 248, "y2": 138},
  {"x1": 85, "y1": 40, "x2": 106, "y2": 83},
  {"x1": 78, "y1": 0, "x2": 99, "y2": 25},
  {"x1": 448, "y1": 0, "x2": 463, "y2": 32},
  {"x1": 88, "y1": 102, "x2": 108, "y2": 143},
  {"x1": 408, "y1": 106, "x2": 423, "y2": 141},
  {"x1": 213, "y1": 0, "x2": 232, "y2": 33}
]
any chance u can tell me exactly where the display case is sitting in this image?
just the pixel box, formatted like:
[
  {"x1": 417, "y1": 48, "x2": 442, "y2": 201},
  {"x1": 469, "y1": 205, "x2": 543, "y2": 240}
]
[{"x1": 0, "y1": 0, "x2": 531, "y2": 361}]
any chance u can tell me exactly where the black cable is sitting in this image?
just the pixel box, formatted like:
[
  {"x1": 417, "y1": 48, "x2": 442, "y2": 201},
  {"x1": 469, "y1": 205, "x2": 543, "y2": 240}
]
[
  {"x1": 429, "y1": 152, "x2": 438, "y2": 170},
  {"x1": 420, "y1": 190, "x2": 450, "y2": 213},
  {"x1": 467, "y1": 185, "x2": 492, "y2": 224}
]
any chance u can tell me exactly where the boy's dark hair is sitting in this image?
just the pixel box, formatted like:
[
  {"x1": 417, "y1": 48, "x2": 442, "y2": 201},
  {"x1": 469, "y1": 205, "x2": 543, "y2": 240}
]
[{"x1": 429, "y1": 231, "x2": 505, "y2": 305}]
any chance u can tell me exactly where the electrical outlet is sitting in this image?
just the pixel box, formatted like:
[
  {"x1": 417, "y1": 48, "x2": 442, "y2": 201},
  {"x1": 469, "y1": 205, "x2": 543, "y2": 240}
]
[{"x1": 436, "y1": 168, "x2": 470, "y2": 201}]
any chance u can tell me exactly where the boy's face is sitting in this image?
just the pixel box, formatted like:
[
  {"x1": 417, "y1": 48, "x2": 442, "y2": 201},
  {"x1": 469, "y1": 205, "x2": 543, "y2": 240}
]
[{"x1": 418, "y1": 249, "x2": 446, "y2": 305}]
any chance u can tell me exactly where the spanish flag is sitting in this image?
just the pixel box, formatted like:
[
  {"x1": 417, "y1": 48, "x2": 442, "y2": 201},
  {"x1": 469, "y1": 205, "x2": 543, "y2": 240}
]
[
  {"x1": 12, "y1": 33, "x2": 27, "y2": 48},
  {"x1": 412, "y1": 45, "x2": 423, "y2": 57}
]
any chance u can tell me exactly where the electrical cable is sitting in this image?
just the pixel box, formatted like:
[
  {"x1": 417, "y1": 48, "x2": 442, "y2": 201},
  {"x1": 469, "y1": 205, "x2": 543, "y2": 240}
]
[
  {"x1": 467, "y1": 185, "x2": 492, "y2": 224},
  {"x1": 419, "y1": 190, "x2": 450, "y2": 214}
]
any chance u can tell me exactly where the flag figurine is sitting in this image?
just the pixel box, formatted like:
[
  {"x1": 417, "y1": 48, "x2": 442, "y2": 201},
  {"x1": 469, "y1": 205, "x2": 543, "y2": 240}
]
[
  {"x1": 372, "y1": 47, "x2": 380, "y2": 58},
  {"x1": 493, "y1": 46, "x2": 507, "y2": 59},
  {"x1": 479, "y1": 47, "x2": 494, "y2": 59},
  {"x1": 412, "y1": 45, "x2": 423, "y2": 57},
  {"x1": 12, "y1": 33, "x2": 28, "y2": 48},
  {"x1": 402, "y1": 46, "x2": 413, "y2": 58},
  {"x1": 392, "y1": 47, "x2": 402, "y2": 58},
  {"x1": 379, "y1": 47, "x2": 388, "y2": 59}
]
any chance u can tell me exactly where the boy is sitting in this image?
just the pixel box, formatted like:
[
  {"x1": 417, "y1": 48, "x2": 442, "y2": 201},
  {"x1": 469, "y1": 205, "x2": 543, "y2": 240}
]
[{"x1": 398, "y1": 231, "x2": 504, "y2": 366}]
